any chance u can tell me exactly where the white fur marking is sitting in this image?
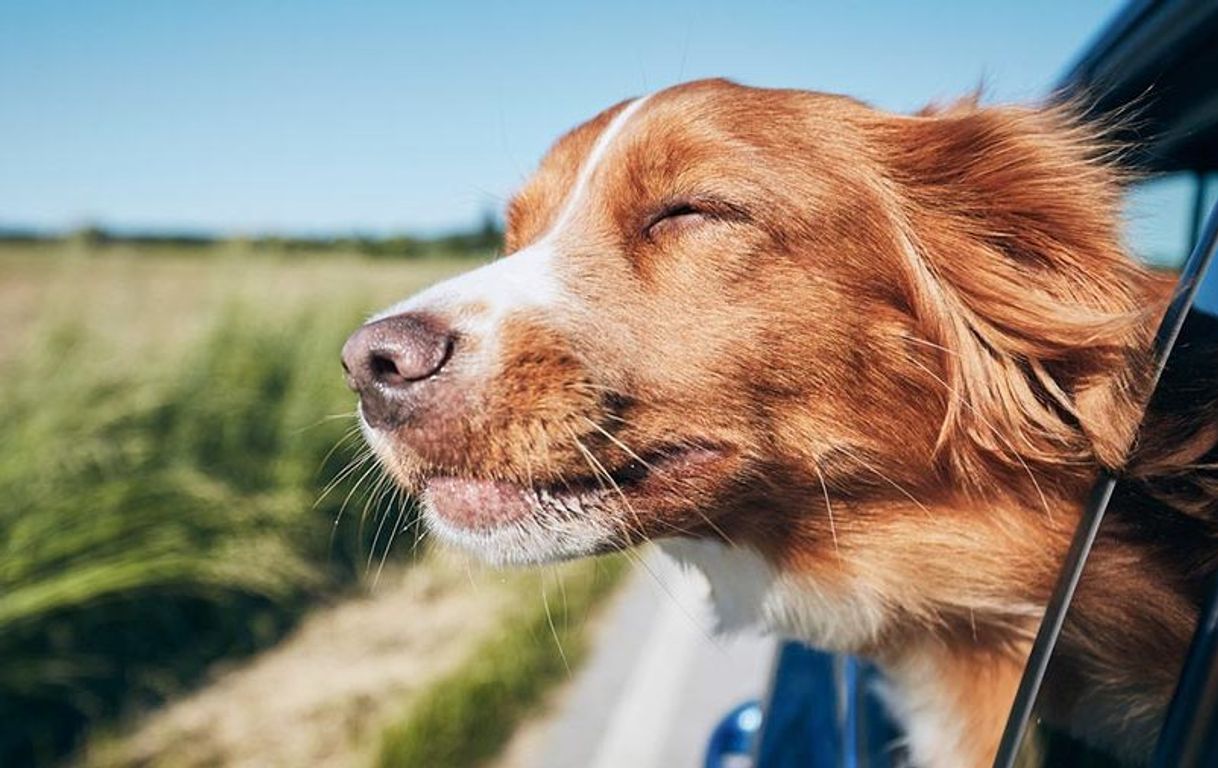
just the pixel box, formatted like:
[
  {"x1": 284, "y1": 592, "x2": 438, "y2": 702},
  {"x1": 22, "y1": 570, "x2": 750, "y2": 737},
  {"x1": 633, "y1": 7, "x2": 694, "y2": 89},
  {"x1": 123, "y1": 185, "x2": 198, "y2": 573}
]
[
  {"x1": 547, "y1": 94, "x2": 652, "y2": 237},
  {"x1": 374, "y1": 240, "x2": 559, "y2": 330},
  {"x1": 374, "y1": 93, "x2": 654, "y2": 329},
  {"x1": 658, "y1": 538, "x2": 889, "y2": 651},
  {"x1": 879, "y1": 650, "x2": 970, "y2": 768}
]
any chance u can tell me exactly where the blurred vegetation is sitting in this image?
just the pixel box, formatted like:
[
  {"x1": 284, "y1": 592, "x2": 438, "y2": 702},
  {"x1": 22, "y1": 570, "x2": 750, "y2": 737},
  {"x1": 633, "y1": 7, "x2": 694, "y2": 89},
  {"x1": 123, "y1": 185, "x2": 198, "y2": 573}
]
[
  {"x1": 0, "y1": 239, "x2": 493, "y2": 767},
  {"x1": 375, "y1": 557, "x2": 626, "y2": 768},
  {"x1": 0, "y1": 230, "x2": 627, "y2": 768},
  {"x1": 0, "y1": 303, "x2": 406, "y2": 766},
  {"x1": 0, "y1": 213, "x2": 504, "y2": 260}
]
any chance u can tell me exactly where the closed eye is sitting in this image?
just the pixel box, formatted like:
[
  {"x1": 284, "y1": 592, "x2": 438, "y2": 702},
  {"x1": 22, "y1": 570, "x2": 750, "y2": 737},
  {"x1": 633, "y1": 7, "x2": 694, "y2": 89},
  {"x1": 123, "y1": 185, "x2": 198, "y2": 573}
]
[{"x1": 643, "y1": 197, "x2": 747, "y2": 240}]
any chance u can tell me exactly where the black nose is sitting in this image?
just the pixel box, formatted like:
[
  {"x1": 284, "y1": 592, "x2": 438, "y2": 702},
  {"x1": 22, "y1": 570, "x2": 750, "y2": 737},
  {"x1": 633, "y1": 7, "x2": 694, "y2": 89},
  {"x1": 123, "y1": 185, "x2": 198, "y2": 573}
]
[{"x1": 341, "y1": 313, "x2": 454, "y2": 428}]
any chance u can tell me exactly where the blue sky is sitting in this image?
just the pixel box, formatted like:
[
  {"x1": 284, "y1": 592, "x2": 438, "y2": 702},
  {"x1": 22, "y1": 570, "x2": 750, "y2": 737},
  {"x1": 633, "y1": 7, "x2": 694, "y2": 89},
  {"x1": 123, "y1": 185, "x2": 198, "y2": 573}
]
[{"x1": 1, "y1": 1, "x2": 1127, "y2": 236}]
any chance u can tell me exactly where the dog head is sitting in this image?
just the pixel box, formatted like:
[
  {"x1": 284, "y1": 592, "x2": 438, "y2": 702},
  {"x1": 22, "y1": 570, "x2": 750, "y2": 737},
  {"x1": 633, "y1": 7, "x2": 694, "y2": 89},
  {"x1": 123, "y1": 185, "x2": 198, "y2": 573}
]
[{"x1": 343, "y1": 79, "x2": 1161, "y2": 629}]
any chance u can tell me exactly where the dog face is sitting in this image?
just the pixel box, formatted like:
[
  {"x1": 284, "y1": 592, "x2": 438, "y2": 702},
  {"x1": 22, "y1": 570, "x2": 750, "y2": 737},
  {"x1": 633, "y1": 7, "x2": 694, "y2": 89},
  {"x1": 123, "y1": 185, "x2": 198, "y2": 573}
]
[
  {"x1": 346, "y1": 81, "x2": 938, "y2": 566},
  {"x1": 344, "y1": 78, "x2": 1180, "y2": 766},
  {"x1": 343, "y1": 77, "x2": 1157, "y2": 620}
]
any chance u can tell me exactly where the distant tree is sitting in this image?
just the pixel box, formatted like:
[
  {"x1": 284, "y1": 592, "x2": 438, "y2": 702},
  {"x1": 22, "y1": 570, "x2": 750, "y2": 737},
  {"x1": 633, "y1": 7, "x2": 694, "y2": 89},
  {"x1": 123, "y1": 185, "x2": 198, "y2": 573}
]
[
  {"x1": 0, "y1": 226, "x2": 43, "y2": 243},
  {"x1": 475, "y1": 207, "x2": 503, "y2": 252},
  {"x1": 68, "y1": 224, "x2": 111, "y2": 248}
]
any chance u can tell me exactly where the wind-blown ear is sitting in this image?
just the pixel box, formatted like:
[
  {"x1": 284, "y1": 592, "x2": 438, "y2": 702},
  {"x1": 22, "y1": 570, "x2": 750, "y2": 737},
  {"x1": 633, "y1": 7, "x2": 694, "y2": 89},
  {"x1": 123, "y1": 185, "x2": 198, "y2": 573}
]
[{"x1": 872, "y1": 101, "x2": 1170, "y2": 482}]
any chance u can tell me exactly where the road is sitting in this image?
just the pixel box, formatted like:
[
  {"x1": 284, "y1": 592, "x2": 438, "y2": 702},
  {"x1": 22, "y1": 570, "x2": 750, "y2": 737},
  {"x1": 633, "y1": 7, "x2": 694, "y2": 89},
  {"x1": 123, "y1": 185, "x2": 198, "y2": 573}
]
[{"x1": 499, "y1": 547, "x2": 777, "y2": 768}]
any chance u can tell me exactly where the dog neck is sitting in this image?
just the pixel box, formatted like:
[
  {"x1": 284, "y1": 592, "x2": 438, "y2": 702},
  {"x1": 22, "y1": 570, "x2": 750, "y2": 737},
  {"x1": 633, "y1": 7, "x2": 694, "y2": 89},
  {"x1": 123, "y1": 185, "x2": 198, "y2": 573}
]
[{"x1": 659, "y1": 535, "x2": 1037, "y2": 767}]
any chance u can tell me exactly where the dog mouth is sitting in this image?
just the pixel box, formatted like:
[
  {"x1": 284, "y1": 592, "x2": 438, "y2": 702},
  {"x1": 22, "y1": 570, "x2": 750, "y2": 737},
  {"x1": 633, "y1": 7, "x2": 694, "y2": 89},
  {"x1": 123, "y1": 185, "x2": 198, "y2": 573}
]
[{"x1": 421, "y1": 443, "x2": 730, "y2": 535}]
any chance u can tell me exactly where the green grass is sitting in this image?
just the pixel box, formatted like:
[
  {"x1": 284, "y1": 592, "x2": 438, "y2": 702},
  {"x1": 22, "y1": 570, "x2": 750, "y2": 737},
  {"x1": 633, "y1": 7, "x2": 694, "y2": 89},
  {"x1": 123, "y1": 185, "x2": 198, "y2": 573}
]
[
  {"x1": 0, "y1": 304, "x2": 384, "y2": 766},
  {"x1": 0, "y1": 243, "x2": 628, "y2": 768},
  {"x1": 375, "y1": 557, "x2": 626, "y2": 768},
  {"x1": 0, "y1": 244, "x2": 476, "y2": 767}
]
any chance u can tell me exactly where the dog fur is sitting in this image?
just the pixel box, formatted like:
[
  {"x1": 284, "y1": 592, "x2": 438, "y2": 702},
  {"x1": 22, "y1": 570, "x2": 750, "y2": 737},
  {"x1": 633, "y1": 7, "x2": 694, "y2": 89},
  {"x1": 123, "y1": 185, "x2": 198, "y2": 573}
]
[{"x1": 349, "y1": 79, "x2": 1218, "y2": 766}]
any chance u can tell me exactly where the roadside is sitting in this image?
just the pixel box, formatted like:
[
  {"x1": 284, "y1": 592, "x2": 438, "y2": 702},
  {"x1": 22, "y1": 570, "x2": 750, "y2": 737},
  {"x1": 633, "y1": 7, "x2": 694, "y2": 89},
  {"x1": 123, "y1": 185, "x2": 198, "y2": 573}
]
[
  {"x1": 84, "y1": 553, "x2": 574, "y2": 768},
  {"x1": 81, "y1": 544, "x2": 773, "y2": 768},
  {"x1": 494, "y1": 548, "x2": 777, "y2": 768}
]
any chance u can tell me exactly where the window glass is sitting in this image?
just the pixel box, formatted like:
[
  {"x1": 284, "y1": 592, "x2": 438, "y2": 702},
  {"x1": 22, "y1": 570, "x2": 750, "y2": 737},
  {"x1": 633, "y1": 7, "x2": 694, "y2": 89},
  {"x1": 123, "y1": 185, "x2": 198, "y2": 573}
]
[
  {"x1": 1005, "y1": 200, "x2": 1218, "y2": 767},
  {"x1": 1123, "y1": 173, "x2": 1199, "y2": 270}
]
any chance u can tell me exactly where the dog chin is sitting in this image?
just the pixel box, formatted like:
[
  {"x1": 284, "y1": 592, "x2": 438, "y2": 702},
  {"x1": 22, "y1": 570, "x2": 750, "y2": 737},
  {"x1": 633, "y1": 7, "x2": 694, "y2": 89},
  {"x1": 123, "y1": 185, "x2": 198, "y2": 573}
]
[{"x1": 420, "y1": 498, "x2": 616, "y2": 566}]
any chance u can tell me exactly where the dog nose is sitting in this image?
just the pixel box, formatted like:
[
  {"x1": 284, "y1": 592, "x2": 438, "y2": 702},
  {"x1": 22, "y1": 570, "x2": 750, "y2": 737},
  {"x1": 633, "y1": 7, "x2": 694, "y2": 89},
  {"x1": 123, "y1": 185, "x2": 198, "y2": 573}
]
[{"x1": 341, "y1": 313, "x2": 454, "y2": 427}]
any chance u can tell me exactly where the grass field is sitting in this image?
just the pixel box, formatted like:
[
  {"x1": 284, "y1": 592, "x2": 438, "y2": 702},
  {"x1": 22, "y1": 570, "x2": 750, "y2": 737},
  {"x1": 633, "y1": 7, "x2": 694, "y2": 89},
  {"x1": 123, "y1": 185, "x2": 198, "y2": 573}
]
[{"x1": 0, "y1": 241, "x2": 622, "y2": 767}]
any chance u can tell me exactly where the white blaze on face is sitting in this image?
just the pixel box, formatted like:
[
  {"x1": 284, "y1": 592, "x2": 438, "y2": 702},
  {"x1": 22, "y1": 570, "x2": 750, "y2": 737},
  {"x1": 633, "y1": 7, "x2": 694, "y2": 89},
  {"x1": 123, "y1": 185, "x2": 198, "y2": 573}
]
[{"x1": 372, "y1": 94, "x2": 654, "y2": 352}]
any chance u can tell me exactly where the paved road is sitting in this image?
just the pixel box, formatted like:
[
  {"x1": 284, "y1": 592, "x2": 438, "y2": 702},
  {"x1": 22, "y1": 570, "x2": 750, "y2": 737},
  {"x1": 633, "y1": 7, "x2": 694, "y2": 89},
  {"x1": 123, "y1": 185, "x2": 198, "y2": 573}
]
[{"x1": 509, "y1": 547, "x2": 777, "y2": 768}]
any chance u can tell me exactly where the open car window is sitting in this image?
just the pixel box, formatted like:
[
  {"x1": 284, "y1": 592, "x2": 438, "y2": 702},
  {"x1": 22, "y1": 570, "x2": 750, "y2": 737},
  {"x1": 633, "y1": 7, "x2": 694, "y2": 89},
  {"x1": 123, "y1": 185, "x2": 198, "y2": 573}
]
[
  {"x1": 992, "y1": 3, "x2": 1218, "y2": 764},
  {"x1": 729, "y1": 7, "x2": 1218, "y2": 768},
  {"x1": 997, "y1": 199, "x2": 1218, "y2": 767}
]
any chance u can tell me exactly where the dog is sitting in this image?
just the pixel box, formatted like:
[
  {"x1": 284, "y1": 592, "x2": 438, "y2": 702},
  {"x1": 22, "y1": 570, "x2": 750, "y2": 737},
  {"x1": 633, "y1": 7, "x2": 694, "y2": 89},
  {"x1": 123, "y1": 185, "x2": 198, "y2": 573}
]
[{"x1": 341, "y1": 79, "x2": 1217, "y2": 766}]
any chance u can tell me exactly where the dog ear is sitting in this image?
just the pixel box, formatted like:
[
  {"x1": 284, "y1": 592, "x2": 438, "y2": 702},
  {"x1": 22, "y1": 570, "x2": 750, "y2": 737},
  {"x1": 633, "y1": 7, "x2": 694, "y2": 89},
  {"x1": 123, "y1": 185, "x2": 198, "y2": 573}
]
[{"x1": 874, "y1": 100, "x2": 1169, "y2": 483}]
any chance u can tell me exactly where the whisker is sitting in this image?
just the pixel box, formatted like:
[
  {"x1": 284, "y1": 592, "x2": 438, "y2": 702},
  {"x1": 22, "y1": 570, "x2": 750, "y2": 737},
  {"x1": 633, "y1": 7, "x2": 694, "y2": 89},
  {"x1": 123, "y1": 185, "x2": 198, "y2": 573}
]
[
  {"x1": 541, "y1": 569, "x2": 571, "y2": 675},
  {"x1": 292, "y1": 410, "x2": 360, "y2": 436},
  {"x1": 364, "y1": 473, "x2": 397, "y2": 575},
  {"x1": 577, "y1": 424, "x2": 733, "y2": 541},
  {"x1": 333, "y1": 455, "x2": 378, "y2": 520},
  {"x1": 580, "y1": 416, "x2": 653, "y2": 469},
  {"x1": 353, "y1": 462, "x2": 389, "y2": 552},
  {"x1": 631, "y1": 547, "x2": 722, "y2": 648},
  {"x1": 559, "y1": 432, "x2": 714, "y2": 641},
  {"x1": 313, "y1": 424, "x2": 363, "y2": 475},
  {"x1": 410, "y1": 525, "x2": 432, "y2": 558},
  {"x1": 575, "y1": 418, "x2": 710, "y2": 542},
  {"x1": 373, "y1": 488, "x2": 411, "y2": 588},
  {"x1": 812, "y1": 458, "x2": 840, "y2": 555},
  {"x1": 368, "y1": 467, "x2": 406, "y2": 562},
  {"x1": 323, "y1": 452, "x2": 374, "y2": 554},
  {"x1": 565, "y1": 425, "x2": 644, "y2": 548},
  {"x1": 407, "y1": 507, "x2": 429, "y2": 559},
  {"x1": 645, "y1": 440, "x2": 738, "y2": 547},
  {"x1": 315, "y1": 445, "x2": 373, "y2": 509},
  {"x1": 835, "y1": 443, "x2": 932, "y2": 517}
]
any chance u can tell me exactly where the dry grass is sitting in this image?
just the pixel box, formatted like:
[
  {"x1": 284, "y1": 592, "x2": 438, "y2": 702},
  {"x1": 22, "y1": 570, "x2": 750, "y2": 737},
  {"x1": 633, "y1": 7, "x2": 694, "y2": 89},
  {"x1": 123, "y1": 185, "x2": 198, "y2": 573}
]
[
  {"x1": 84, "y1": 553, "x2": 567, "y2": 768},
  {"x1": 0, "y1": 241, "x2": 471, "y2": 366},
  {"x1": 374, "y1": 557, "x2": 626, "y2": 768}
]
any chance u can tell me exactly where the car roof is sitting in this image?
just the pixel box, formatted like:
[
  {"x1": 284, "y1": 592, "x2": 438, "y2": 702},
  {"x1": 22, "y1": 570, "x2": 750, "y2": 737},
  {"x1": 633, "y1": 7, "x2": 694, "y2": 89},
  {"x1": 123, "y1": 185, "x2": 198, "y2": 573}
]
[{"x1": 1060, "y1": 0, "x2": 1218, "y2": 172}]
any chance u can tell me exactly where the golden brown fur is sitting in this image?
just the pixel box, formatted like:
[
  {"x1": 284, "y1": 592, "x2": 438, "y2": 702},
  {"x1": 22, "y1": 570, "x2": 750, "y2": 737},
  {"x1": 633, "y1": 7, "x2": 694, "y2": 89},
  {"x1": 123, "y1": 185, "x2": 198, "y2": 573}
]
[{"x1": 353, "y1": 79, "x2": 1218, "y2": 766}]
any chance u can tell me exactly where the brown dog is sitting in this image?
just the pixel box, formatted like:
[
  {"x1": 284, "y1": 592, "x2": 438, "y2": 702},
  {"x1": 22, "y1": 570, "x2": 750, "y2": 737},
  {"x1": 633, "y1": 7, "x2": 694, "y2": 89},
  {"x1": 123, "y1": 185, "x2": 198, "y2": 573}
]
[{"x1": 342, "y1": 79, "x2": 1215, "y2": 766}]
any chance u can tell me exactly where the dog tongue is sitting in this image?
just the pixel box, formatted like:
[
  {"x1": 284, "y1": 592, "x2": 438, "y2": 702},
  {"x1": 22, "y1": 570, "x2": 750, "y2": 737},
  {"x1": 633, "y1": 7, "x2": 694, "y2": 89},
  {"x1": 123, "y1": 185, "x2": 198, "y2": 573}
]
[{"x1": 424, "y1": 476, "x2": 534, "y2": 530}]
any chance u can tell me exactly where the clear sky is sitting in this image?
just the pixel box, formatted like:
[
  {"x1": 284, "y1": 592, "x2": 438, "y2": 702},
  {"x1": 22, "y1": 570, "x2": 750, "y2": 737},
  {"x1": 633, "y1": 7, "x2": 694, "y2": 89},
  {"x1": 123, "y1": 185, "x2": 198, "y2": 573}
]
[{"x1": 1, "y1": 1, "x2": 1127, "y2": 236}]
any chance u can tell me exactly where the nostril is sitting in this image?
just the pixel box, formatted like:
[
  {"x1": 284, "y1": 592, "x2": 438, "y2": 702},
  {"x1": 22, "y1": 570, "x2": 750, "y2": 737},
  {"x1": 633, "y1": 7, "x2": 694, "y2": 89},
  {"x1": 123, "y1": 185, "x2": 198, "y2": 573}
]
[{"x1": 369, "y1": 351, "x2": 407, "y2": 387}]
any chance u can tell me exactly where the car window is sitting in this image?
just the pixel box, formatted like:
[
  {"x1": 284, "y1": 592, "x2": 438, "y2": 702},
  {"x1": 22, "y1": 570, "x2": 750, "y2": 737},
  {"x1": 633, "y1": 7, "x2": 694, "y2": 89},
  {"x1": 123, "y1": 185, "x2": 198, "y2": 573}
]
[
  {"x1": 1124, "y1": 173, "x2": 1216, "y2": 270},
  {"x1": 1000, "y1": 198, "x2": 1218, "y2": 767}
]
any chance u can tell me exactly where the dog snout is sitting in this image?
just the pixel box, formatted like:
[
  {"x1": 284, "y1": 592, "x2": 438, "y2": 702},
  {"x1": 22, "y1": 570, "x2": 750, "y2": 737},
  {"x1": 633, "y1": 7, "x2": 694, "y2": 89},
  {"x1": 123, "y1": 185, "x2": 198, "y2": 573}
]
[{"x1": 341, "y1": 313, "x2": 454, "y2": 428}]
